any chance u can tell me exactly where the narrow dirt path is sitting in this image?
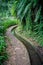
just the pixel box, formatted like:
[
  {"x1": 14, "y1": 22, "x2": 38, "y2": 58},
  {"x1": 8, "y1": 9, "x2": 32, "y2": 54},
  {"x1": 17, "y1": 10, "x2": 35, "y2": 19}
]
[{"x1": 5, "y1": 26, "x2": 31, "y2": 65}]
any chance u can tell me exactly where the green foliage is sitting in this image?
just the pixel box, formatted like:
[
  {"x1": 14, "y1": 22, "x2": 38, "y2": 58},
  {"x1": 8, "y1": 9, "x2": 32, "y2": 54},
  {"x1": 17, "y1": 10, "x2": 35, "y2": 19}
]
[
  {"x1": 0, "y1": 21, "x2": 5, "y2": 36},
  {"x1": 14, "y1": 0, "x2": 43, "y2": 46},
  {"x1": 17, "y1": 0, "x2": 27, "y2": 19},
  {"x1": 21, "y1": 3, "x2": 32, "y2": 20},
  {"x1": 26, "y1": 10, "x2": 32, "y2": 31},
  {"x1": 0, "y1": 19, "x2": 8, "y2": 65},
  {"x1": 3, "y1": 18, "x2": 19, "y2": 30},
  {"x1": 0, "y1": 0, "x2": 43, "y2": 47},
  {"x1": 10, "y1": 1, "x2": 17, "y2": 16},
  {"x1": 14, "y1": 0, "x2": 43, "y2": 31},
  {"x1": 34, "y1": 6, "x2": 41, "y2": 23},
  {"x1": 0, "y1": 26, "x2": 5, "y2": 35},
  {"x1": 0, "y1": 36, "x2": 8, "y2": 65}
]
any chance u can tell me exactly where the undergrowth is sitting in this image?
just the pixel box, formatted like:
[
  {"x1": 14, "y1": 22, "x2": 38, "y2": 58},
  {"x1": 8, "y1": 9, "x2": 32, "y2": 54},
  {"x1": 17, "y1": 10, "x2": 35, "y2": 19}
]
[
  {"x1": 16, "y1": 26, "x2": 43, "y2": 47},
  {"x1": 0, "y1": 36, "x2": 8, "y2": 65}
]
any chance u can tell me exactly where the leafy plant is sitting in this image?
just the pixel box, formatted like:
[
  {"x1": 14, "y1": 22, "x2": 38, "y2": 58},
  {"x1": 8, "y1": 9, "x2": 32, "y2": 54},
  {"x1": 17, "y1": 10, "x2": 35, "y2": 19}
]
[
  {"x1": 14, "y1": 0, "x2": 43, "y2": 46},
  {"x1": 2, "y1": 18, "x2": 19, "y2": 30},
  {"x1": 0, "y1": 36, "x2": 8, "y2": 65}
]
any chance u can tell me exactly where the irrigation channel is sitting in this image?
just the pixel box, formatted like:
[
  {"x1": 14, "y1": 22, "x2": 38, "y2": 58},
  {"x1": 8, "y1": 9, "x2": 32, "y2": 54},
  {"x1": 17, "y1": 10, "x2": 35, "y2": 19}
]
[{"x1": 5, "y1": 25, "x2": 43, "y2": 65}]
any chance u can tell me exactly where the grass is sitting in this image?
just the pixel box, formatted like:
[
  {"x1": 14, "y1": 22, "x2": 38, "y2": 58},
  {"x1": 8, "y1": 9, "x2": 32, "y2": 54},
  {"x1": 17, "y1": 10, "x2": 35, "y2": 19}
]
[
  {"x1": 16, "y1": 26, "x2": 43, "y2": 47},
  {"x1": 3, "y1": 18, "x2": 19, "y2": 30}
]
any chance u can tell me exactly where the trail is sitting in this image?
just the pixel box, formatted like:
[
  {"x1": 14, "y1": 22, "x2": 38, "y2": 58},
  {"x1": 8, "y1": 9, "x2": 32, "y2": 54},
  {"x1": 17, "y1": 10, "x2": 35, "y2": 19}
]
[{"x1": 5, "y1": 26, "x2": 31, "y2": 65}]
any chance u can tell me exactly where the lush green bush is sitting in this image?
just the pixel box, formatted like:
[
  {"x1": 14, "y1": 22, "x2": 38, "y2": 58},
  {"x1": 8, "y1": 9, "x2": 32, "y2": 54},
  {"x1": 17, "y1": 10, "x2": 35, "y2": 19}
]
[
  {"x1": 3, "y1": 18, "x2": 19, "y2": 30},
  {"x1": 0, "y1": 20, "x2": 5, "y2": 36},
  {"x1": 0, "y1": 36, "x2": 8, "y2": 65},
  {"x1": 0, "y1": 26, "x2": 5, "y2": 36},
  {"x1": 0, "y1": 17, "x2": 19, "y2": 35},
  {"x1": 0, "y1": 19, "x2": 8, "y2": 65}
]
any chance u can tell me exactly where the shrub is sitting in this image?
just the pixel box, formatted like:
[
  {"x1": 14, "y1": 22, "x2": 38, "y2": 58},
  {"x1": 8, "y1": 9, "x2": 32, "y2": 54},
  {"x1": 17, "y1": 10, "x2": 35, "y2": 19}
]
[
  {"x1": 3, "y1": 18, "x2": 19, "y2": 30},
  {"x1": 0, "y1": 26, "x2": 5, "y2": 36},
  {"x1": 0, "y1": 36, "x2": 8, "y2": 65}
]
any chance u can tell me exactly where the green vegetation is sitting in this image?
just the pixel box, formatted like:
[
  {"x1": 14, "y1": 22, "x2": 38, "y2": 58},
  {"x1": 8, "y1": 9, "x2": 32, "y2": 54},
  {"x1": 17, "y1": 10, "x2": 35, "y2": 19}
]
[
  {"x1": 3, "y1": 18, "x2": 19, "y2": 30},
  {"x1": 13, "y1": 0, "x2": 43, "y2": 46},
  {"x1": 0, "y1": 0, "x2": 43, "y2": 64},
  {"x1": 0, "y1": 21, "x2": 7, "y2": 65},
  {"x1": 0, "y1": 36, "x2": 8, "y2": 65}
]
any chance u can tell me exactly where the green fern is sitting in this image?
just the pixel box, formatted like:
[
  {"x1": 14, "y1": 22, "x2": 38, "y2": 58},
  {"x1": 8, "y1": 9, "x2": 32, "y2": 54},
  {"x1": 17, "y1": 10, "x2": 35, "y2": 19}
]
[{"x1": 34, "y1": 6, "x2": 41, "y2": 23}]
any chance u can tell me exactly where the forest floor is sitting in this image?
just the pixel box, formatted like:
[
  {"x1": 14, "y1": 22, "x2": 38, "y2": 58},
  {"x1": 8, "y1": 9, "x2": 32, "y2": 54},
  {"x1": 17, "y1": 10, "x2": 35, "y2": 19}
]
[{"x1": 4, "y1": 26, "x2": 31, "y2": 65}]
